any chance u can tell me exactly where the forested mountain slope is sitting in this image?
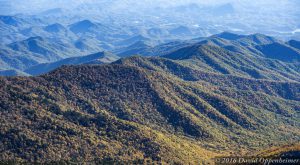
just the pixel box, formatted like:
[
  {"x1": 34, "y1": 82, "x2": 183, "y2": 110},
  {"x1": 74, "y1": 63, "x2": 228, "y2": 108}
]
[{"x1": 0, "y1": 55, "x2": 299, "y2": 163}]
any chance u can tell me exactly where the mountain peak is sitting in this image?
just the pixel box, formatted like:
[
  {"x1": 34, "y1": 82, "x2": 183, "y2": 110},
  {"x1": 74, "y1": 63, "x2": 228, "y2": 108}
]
[
  {"x1": 128, "y1": 35, "x2": 150, "y2": 42},
  {"x1": 26, "y1": 36, "x2": 44, "y2": 42},
  {"x1": 213, "y1": 32, "x2": 245, "y2": 40},
  {"x1": 78, "y1": 20, "x2": 95, "y2": 26},
  {"x1": 7, "y1": 36, "x2": 46, "y2": 55},
  {"x1": 44, "y1": 23, "x2": 65, "y2": 33},
  {"x1": 129, "y1": 40, "x2": 151, "y2": 48},
  {"x1": 287, "y1": 39, "x2": 300, "y2": 50},
  {"x1": 69, "y1": 20, "x2": 97, "y2": 33}
]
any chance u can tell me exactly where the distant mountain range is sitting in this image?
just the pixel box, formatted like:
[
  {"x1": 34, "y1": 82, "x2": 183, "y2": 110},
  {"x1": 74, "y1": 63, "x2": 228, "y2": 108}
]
[
  {"x1": 0, "y1": 36, "x2": 102, "y2": 71},
  {"x1": 1, "y1": 11, "x2": 299, "y2": 77},
  {"x1": 1, "y1": 32, "x2": 300, "y2": 77},
  {"x1": 1, "y1": 0, "x2": 300, "y2": 41}
]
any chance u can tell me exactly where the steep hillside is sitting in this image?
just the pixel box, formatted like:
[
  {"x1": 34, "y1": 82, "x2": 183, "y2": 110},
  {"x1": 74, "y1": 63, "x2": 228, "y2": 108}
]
[
  {"x1": 255, "y1": 43, "x2": 300, "y2": 62},
  {"x1": 0, "y1": 64, "x2": 221, "y2": 163},
  {"x1": 162, "y1": 44, "x2": 300, "y2": 82},
  {"x1": 201, "y1": 33, "x2": 291, "y2": 59},
  {"x1": 1, "y1": 56, "x2": 299, "y2": 163}
]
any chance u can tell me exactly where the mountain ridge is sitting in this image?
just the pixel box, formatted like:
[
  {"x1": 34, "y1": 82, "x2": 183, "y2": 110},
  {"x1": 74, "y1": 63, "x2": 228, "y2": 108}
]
[{"x1": 25, "y1": 51, "x2": 120, "y2": 75}]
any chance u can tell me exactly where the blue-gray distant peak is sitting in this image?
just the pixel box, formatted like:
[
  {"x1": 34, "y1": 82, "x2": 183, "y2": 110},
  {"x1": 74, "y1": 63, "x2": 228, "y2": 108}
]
[{"x1": 44, "y1": 23, "x2": 66, "y2": 33}]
